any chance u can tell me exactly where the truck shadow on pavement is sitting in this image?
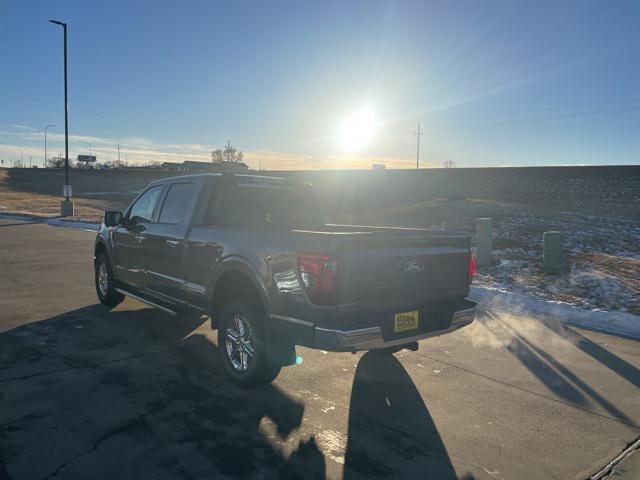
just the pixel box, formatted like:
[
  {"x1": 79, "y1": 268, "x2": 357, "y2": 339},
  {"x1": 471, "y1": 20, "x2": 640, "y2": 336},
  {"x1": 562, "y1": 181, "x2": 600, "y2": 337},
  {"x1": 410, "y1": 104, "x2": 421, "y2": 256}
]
[
  {"x1": 0, "y1": 304, "x2": 325, "y2": 479},
  {"x1": 0, "y1": 303, "x2": 472, "y2": 480},
  {"x1": 344, "y1": 352, "x2": 475, "y2": 480}
]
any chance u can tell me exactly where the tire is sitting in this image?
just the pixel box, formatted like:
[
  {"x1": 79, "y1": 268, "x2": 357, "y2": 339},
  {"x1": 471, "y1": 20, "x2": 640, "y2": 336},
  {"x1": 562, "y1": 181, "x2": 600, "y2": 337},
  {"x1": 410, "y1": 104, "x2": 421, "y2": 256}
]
[
  {"x1": 95, "y1": 253, "x2": 124, "y2": 307},
  {"x1": 218, "y1": 299, "x2": 281, "y2": 387}
]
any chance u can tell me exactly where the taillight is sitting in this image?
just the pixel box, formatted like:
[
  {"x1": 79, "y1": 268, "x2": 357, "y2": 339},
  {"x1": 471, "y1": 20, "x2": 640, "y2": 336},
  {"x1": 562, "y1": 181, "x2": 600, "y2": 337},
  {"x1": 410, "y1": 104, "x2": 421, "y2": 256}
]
[
  {"x1": 468, "y1": 252, "x2": 476, "y2": 285},
  {"x1": 298, "y1": 253, "x2": 338, "y2": 305}
]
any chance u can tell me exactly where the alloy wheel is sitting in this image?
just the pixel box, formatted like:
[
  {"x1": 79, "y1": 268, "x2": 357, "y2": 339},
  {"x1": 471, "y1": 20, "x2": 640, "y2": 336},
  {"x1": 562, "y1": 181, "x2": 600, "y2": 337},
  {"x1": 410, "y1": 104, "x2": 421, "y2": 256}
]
[
  {"x1": 225, "y1": 314, "x2": 255, "y2": 372},
  {"x1": 98, "y1": 262, "x2": 109, "y2": 297}
]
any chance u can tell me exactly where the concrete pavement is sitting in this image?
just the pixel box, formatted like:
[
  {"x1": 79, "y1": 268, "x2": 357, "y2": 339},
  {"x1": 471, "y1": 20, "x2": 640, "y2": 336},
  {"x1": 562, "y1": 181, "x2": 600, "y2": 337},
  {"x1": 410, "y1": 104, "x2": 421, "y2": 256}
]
[{"x1": 1, "y1": 218, "x2": 639, "y2": 479}]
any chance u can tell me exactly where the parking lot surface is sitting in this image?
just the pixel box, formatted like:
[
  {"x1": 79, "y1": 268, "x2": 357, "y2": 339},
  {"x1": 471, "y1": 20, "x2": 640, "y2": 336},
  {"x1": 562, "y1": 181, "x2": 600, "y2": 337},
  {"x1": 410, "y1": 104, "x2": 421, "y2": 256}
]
[{"x1": 1, "y1": 218, "x2": 639, "y2": 479}]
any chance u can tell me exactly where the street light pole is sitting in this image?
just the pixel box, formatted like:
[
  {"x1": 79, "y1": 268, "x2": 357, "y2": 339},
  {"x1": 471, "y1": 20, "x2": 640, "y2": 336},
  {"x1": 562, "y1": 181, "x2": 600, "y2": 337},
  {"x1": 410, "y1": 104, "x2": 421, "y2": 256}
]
[
  {"x1": 413, "y1": 122, "x2": 423, "y2": 170},
  {"x1": 44, "y1": 124, "x2": 56, "y2": 167},
  {"x1": 49, "y1": 19, "x2": 73, "y2": 216}
]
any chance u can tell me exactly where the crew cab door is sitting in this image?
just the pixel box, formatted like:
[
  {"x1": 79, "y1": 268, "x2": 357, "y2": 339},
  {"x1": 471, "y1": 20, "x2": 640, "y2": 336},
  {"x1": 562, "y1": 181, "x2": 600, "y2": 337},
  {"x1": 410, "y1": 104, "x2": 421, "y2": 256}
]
[
  {"x1": 113, "y1": 185, "x2": 164, "y2": 288},
  {"x1": 142, "y1": 180, "x2": 201, "y2": 301}
]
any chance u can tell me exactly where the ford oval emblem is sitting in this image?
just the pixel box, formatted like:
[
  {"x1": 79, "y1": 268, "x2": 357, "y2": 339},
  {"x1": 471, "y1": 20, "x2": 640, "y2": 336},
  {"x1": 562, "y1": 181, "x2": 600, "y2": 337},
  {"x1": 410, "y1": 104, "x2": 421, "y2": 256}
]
[{"x1": 404, "y1": 260, "x2": 424, "y2": 273}]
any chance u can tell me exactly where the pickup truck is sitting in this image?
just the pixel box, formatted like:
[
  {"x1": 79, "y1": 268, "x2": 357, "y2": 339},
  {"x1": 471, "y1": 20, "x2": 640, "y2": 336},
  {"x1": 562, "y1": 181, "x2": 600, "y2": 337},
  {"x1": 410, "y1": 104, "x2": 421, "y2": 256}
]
[{"x1": 94, "y1": 173, "x2": 476, "y2": 386}]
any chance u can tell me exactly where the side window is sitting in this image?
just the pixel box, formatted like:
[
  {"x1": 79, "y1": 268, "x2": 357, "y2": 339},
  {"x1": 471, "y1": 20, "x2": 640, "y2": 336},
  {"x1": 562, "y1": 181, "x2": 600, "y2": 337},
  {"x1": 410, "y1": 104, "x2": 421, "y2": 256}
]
[
  {"x1": 129, "y1": 186, "x2": 163, "y2": 223},
  {"x1": 158, "y1": 183, "x2": 197, "y2": 224}
]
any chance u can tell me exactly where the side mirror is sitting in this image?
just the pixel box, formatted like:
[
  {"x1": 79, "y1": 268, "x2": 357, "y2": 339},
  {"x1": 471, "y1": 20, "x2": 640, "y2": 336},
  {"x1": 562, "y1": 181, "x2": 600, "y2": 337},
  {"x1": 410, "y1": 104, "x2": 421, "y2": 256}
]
[{"x1": 104, "y1": 210, "x2": 123, "y2": 227}]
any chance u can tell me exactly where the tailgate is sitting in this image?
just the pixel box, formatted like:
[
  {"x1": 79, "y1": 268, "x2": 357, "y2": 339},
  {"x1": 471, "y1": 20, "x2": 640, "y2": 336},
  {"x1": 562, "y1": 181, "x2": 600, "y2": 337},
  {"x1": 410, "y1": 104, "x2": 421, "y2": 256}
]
[{"x1": 333, "y1": 230, "x2": 471, "y2": 313}]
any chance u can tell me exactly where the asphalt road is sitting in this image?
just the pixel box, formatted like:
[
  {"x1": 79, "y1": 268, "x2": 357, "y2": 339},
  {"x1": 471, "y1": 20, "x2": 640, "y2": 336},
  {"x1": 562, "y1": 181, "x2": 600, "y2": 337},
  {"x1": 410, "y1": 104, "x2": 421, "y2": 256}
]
[{"x1": 1, "y1": 218, "x2": 639, "y2": 480}]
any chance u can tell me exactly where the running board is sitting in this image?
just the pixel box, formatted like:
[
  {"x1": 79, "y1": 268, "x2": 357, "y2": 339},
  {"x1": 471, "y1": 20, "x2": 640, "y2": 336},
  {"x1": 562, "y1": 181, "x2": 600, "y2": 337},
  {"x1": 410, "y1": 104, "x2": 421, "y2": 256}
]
[{"x1": 116, "y1": 288, "x2": 178, "y2": 316}]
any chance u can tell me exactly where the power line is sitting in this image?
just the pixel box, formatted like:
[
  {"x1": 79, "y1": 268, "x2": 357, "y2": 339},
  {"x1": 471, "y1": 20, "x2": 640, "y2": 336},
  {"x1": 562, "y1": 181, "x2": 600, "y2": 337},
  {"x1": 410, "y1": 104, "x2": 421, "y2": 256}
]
[
  {"x1": 441, "y1": 97, "x2": 640, "y2": 122},
  {"x1": 423, "y1": 105, "x2": 640, "y2": 132}
]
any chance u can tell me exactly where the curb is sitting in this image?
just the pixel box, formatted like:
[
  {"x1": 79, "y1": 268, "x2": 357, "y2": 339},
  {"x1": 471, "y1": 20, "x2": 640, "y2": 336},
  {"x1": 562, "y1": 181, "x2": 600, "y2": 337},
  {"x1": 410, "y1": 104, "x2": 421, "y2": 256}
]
[
  {"x1": 0, "y1": 211, "x2": 53, "y2": 221},
  {"x1": 589, "y1": 437, "x2": 640, "y2": 479}
]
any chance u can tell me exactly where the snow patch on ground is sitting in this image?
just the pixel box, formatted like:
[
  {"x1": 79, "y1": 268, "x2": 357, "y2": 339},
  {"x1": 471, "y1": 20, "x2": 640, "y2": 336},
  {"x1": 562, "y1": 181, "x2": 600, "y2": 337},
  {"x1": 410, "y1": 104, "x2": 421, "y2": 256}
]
[
  {"x1": 473, "y1": 206, "x2": 640, "y2": 315},
  {"x1": 470, "y1": 286, "x2": 640, "y2": 340}
]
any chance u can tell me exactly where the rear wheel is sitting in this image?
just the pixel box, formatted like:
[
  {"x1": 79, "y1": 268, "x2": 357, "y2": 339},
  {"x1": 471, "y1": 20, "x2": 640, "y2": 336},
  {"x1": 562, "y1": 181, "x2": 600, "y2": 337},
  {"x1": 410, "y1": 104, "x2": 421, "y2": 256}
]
[
  {"x1": 218, "y1": 300, "x2": 280, "y2": 387},
  {"x1": 95, "y1": 253, "x2": 124, "y2": 307}
]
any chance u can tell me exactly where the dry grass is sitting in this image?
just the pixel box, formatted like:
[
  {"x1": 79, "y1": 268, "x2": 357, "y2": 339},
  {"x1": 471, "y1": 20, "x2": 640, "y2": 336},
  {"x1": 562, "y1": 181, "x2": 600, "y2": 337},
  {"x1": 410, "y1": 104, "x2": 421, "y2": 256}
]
[{"x1": 0, "y1": 170, "x2": 127, "y2": 221}]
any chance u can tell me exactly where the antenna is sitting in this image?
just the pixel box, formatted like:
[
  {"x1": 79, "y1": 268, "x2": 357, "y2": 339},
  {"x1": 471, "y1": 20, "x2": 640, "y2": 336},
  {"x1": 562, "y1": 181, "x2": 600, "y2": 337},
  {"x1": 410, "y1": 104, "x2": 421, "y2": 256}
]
[{"x1": 413, "y1": 122, "x2": 423, "y2": 169}]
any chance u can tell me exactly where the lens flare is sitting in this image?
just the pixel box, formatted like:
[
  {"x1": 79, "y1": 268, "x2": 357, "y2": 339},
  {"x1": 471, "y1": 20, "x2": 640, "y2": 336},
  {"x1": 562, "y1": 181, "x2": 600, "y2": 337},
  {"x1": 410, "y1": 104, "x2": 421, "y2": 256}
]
[{"x1": 339, "y1": 109, "x2": 375, "y2": 151}]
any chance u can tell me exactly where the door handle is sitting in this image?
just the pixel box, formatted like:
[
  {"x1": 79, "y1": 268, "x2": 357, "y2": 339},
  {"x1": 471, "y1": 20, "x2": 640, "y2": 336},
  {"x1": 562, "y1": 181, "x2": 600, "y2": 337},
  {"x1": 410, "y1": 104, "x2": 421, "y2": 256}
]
[{"x1": 166, "y1": 239, "x2": 180, "y2": 247}]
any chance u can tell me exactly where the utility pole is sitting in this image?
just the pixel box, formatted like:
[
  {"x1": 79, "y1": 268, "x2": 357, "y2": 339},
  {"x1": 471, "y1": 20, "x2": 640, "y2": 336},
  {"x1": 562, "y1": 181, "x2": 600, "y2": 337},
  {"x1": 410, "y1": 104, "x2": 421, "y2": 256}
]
[
  {"x1": 44, "y1": 124, "x2": 56, "y2": 167},
  {"x1": 49, "y1": 19, "x2": 73, "y2": 216},
  {"x1": 414, "y1": 122, "x2": 423, "y2": 169}
]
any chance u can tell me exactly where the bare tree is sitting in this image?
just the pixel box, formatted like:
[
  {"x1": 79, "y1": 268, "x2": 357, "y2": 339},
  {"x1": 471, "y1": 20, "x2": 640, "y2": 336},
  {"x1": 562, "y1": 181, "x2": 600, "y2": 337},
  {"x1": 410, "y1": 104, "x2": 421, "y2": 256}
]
[
  {"x1": 211, "y1": 149, "x2": 224, "y2": 162},
  {"x1": 443, "y1": 160, "x2": 456, "y2": 168},
  {"x1": 212, "y1": 142, "x2": 243, "y2": 163},
  {"x1": 143, "y1": 160, "x2": 162, "y2": 169},
  {"x1": 104, "y1": 160, "x2": 122, "y2": 169},
  {"x1": 47, "y1": 157, "x2": 65, "y2": 168}
]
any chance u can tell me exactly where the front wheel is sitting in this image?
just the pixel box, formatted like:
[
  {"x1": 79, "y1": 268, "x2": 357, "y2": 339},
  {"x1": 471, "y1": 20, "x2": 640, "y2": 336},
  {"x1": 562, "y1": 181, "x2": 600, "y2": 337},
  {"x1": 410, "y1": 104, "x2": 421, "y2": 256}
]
[
  {"x1": 95, "y1": 253, "x2": 124, "y2": 307},
  {"x1": 218, "y1": 300, "x2": 280, "y2": 387}
]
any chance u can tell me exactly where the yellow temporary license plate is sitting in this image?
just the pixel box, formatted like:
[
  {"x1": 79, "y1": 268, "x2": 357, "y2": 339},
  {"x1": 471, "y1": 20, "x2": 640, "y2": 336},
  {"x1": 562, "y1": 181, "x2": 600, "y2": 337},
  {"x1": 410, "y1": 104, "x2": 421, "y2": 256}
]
[{"x1": 394, "y1": 310, "x2": 419, "y2": 332}]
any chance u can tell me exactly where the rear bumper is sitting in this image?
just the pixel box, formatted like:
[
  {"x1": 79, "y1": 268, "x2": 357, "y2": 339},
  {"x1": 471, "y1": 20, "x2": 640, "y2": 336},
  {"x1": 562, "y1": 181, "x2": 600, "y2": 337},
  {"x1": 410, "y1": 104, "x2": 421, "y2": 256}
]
[{"x1": 268, "y1": 300, "x2": 476, "y2": 352}]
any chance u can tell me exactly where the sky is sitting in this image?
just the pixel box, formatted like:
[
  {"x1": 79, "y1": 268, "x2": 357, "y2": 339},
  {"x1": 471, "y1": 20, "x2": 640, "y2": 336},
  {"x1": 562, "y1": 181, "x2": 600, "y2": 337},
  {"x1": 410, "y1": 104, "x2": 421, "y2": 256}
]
[{"x1": 1, "y1": 0, "x2": 639, "y2": 169}]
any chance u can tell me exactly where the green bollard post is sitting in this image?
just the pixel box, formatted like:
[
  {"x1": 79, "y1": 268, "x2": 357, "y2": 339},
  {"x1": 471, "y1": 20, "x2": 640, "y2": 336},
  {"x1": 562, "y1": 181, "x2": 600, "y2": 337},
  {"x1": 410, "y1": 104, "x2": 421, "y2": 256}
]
[{"x1": 543, "y1": 231, "x2": 564, "y2": 273}]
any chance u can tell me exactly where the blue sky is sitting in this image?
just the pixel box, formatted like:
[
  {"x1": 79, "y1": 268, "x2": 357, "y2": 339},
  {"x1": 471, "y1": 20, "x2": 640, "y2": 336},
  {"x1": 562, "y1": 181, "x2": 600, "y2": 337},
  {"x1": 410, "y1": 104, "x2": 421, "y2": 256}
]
[{"x1": 1, "y1": 0, "x2": 639, "y2": 169}]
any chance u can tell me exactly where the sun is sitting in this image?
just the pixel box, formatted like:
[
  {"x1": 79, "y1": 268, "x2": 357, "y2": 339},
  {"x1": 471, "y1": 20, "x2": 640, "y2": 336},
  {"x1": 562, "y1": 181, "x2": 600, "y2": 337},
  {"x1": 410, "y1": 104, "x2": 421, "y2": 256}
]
[{"x1": 339, "y1": 109, "x2": 375, "y2": 151}]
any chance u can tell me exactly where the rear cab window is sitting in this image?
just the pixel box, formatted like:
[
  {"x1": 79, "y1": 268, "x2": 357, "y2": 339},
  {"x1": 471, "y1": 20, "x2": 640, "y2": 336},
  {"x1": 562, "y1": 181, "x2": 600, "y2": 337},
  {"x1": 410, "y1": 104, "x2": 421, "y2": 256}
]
[{"x1": 205, "y1": 177, "x2": 325, "y2": 228}]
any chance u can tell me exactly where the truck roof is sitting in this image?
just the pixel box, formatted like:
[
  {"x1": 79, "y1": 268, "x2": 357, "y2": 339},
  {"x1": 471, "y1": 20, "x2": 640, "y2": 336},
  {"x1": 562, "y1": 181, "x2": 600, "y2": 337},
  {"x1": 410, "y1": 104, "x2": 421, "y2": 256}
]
[{"x1": 148, "y1": 172, "x2": 292, "y2": 185}]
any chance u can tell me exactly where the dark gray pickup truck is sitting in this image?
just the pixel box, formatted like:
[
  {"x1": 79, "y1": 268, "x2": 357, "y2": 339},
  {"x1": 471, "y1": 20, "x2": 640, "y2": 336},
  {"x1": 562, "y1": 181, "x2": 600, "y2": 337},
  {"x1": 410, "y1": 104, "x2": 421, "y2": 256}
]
[{"x1": 94, "y1": 173, "x2": 476, "y2": 386}]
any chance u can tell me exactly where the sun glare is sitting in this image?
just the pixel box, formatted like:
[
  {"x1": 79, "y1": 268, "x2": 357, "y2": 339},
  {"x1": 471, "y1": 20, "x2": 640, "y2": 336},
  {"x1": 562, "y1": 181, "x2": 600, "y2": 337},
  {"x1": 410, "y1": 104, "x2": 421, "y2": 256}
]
[{"x1": 339, "y1": 109, "x2": 375, "y2": 151}]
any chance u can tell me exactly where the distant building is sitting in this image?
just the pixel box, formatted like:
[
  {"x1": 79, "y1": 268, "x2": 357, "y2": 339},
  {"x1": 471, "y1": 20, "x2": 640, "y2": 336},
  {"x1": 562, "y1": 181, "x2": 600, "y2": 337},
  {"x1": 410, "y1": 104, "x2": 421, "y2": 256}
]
[
  {"x1": 161, "y1": 162, "x2": 188, "y2": 171},
  {"x1": 161, "y1": 160, "x2": 249, "y2": 172}
]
